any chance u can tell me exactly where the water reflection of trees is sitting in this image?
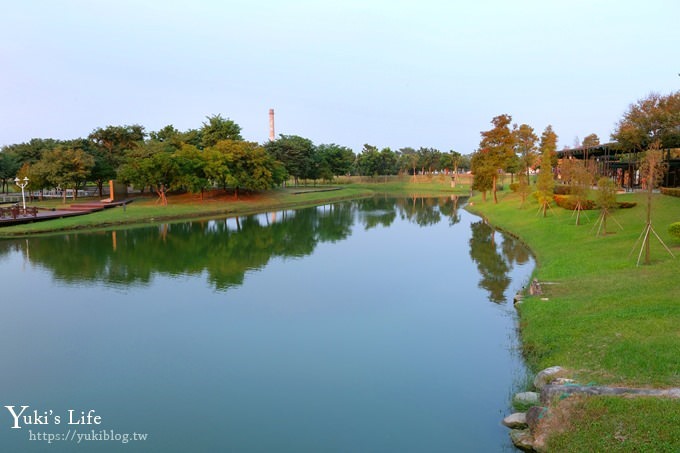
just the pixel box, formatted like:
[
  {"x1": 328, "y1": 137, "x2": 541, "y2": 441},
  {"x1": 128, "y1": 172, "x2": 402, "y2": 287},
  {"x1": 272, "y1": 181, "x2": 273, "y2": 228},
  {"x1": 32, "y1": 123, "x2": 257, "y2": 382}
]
[
  {"x1": 468, "y1": 220, "x2": 513, "y2": 304},
  {"x1": 0, "y1": 196, "x2": 467, "y2": 292},
  {"x1": 360, "y1": 195, "x2": 464, "y2": 228}
]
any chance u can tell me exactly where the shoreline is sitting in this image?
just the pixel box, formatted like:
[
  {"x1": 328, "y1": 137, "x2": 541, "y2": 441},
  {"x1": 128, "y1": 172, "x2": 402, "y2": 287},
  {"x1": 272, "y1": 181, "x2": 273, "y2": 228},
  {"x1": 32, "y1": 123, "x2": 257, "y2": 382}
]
[
  {"x1": 0, "y1": 183, "x2": 467, "y2": 238},
  {"x1": 466, "y1": 190, "x2": 680, "y2": 451}
]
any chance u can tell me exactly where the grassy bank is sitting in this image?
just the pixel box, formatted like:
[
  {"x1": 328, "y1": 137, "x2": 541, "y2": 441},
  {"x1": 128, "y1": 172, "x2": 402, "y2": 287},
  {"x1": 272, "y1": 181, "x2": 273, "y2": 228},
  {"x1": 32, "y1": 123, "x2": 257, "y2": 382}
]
[
  {"x1": 0, "y1": 176, "x2": 468, "y2": 237},
  {"x1": 468, "y1": 189, "x2": 680, "y2": 451}
]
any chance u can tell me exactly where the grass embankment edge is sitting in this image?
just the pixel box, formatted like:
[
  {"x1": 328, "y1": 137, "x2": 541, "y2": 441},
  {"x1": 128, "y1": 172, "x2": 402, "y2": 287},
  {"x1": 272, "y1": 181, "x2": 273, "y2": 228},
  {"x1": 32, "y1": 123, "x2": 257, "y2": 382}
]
[
  {"x1": 0, "y1": 177, "x2": 470, "y2": 238},
  {"x1": 467, "y1": 190, "x2": 680, "y2": 452}
]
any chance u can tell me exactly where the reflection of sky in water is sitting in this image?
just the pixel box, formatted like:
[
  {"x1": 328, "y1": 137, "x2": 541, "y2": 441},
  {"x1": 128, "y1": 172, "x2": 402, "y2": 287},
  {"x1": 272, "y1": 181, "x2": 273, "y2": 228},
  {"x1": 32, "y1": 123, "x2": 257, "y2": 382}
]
[{"x1": 0, "y1": 198, "x2": 534, "y2": 452}]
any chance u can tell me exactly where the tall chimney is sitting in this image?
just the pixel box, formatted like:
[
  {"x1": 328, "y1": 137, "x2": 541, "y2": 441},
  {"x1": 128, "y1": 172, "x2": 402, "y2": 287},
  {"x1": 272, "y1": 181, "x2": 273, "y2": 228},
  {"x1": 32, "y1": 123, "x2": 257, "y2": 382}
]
[{"x1": 268, "y1": 108, "x2": 275, "y2": 141}]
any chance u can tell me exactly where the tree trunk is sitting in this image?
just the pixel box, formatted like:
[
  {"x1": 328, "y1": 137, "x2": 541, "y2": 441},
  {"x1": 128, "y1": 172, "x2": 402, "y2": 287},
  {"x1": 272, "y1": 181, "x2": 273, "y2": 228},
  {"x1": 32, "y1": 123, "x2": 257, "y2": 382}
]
[
  {"x1": 645, "y1": 185, "x2": 652, "y2": 264},
  {"x1": 155, "y1": 185, "x2": 168, "y2": 206},
  {"x1": 492, "y1": 175, "x2": 498, "y2": 204},
  {"x1": 526, "y1": 165, "x2": 531, "y2": 187}
]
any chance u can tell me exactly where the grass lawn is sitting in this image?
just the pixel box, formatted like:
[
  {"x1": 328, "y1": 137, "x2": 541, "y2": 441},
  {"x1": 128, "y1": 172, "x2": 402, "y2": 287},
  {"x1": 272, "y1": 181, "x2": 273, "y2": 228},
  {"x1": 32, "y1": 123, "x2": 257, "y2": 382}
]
[
  {"x1": 544, "y1": 396, "x2": 680, "y2": 453},
  {"x1": 468, "y1": 188, "x2": 680, "y2": 451}
]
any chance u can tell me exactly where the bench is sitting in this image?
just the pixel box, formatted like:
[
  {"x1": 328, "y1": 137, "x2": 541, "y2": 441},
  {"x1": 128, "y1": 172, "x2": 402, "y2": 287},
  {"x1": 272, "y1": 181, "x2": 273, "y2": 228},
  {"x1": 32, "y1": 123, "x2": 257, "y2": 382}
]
[{"x1": 0, "y1": 206, "x2": 39, "y2": 220}]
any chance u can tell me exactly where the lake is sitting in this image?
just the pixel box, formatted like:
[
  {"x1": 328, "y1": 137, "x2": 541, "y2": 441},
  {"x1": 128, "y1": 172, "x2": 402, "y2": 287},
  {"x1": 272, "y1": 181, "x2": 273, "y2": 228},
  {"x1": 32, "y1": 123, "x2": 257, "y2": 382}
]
[{"x1": 0, "y1": 196, "x2": 534, "y2": 452}]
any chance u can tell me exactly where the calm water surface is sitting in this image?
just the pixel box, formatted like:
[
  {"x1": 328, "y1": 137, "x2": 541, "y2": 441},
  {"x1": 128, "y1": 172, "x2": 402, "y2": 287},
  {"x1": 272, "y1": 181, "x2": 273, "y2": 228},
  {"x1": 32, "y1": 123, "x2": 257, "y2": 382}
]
[{"x1": 0, "y1": 196, "x2": 534, "y2": 452}]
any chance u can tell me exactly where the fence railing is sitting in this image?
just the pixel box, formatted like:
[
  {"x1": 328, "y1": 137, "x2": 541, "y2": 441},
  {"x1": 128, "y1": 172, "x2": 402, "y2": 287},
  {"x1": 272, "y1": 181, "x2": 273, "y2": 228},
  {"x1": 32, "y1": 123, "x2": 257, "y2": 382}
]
[{"x1": 0, "y1": 195, "x2": 21, "y2": 203}]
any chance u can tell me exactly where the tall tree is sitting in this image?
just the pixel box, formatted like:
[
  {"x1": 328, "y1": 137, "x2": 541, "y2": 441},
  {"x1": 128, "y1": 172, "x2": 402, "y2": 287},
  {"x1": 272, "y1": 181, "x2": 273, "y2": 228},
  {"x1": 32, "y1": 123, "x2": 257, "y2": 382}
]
[
  {"x1": 174, "y1": 144, "x2": 210, "y2": 200},
  {"x1": 582, "y1": 133, "x2": 600, "y2": 148},
  {"x1": 513, "y1": 123, "x2": 538, "y2": 187},
  {"x1": 634, "y1": 142, "x2": 674, "y2": 265},
  {"x1": 440, "y1": 150, "x2": 462, "y2": 186},
  {"x1": 62, "y1": 138, "x2": 113, "y2": 198},
  {"x1": 513, "y1": 124, "x2": 538, "y2": 206},
  {"x1": 181, "y1": 128, "x2": 204, "y2": 149},
  {"x1": 0, "y1": 152, "x2": 20, "y2": 193},
  {"x1": 35, "y1": 148, "x2": 95, "y2": 203},
  {"x1": 594, "y1": 176, "x2": 618, "y2": 237},
  {"x1": 316, "y1": 144, "x2": 355, "y2": 177},
  {"x1": 611, "y1": 91, "x2": 680, "y2": 151},
  {"x1": 206, "y1": 140, "x2": 285, "y2": 198},
  {"x1": 264, "y1": 135, "x2": 315, "y2": 185},
  {"x1": 88, "y1": 124, "x2": 146, "y2": 178},
  {"x1": 118, "y1": 141, "x2": 178, "y2": 205},
  {"x1": 2, "y1": 138, "x2": 61, "y2": 166},
  {"x1": 150, "y1": 125, "x2": 184, "y2": 149},
  {"x1": 417, "y1": 147, "x2": 441, "y2": 175},
  {"x1": 470, "y1": 149, "x2": 495, "y2": 202},
  {"x1": 397, "y1": 147, "x2": 419, "y2": 179},
  {"x1": 570, "y1": 161, "x2": 593, "y2": 225},
  {"x1": 536, "y1": 125, "x2": 558, "y2": 217},
  {"x1": 479, "y1": 114, "x2": 515, "y2": 203},
  {"x1": 505, "y1": 154, "x2": 521, "y2": 183},
  {"x1": 378, "y1": 147, "x2": 398, "y2": 178},
  {"x1": 355, "y1": 144, "x2": 381, "y2": 177},
  {"x1": 200, "y1": 114, "x2": 243, "y2": 148}
]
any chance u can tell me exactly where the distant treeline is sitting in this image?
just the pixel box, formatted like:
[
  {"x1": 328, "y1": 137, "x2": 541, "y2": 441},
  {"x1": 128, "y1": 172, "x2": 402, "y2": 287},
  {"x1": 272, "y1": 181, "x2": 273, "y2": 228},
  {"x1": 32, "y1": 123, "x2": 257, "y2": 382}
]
[{"x1": 0, "y1": 114, "x2": 469, "y2": 202}]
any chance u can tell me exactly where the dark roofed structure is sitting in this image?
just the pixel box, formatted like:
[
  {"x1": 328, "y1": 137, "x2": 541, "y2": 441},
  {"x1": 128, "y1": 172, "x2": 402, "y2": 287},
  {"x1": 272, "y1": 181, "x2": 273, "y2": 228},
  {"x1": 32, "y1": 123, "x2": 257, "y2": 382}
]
[{"x1": 557, "y1": 143, "x2": 680, "y2": 189}]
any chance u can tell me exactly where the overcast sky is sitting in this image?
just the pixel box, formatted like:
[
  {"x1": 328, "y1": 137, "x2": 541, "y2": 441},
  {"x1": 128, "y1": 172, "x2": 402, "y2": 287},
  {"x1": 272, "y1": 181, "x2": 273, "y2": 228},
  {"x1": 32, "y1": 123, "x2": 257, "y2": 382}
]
[{"x1": 1, "y1": 0, "x2": 678, "y2": 153}]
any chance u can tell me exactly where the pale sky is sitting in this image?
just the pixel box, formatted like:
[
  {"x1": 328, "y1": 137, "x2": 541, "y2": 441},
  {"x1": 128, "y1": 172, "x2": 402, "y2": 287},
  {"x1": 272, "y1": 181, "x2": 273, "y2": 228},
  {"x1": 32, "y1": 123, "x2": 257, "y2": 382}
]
[{"x1": 1, "y1": 0, "x2": 678, "y2": 154}]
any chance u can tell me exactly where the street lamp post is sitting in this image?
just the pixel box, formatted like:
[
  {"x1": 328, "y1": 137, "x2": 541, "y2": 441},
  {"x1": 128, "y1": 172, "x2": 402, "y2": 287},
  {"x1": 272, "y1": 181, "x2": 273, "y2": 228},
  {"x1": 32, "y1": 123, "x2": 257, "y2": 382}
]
[{"x1": 14, "y1": 176, "x2": 29, "y2": 210}]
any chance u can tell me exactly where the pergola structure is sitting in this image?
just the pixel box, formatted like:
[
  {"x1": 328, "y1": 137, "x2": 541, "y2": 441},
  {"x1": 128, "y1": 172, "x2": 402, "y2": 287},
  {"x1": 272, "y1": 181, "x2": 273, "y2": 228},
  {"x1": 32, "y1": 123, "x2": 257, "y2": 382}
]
[{"x1": 557, "y1": 143, "x2": 680, "y2": 190}]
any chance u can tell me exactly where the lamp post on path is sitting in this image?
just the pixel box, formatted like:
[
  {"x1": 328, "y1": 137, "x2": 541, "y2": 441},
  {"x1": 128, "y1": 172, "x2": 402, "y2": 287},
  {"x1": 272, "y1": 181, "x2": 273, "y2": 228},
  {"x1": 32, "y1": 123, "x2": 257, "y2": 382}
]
[{"x1": 14, "y1": 176, "x2": 29, "y2": 210}]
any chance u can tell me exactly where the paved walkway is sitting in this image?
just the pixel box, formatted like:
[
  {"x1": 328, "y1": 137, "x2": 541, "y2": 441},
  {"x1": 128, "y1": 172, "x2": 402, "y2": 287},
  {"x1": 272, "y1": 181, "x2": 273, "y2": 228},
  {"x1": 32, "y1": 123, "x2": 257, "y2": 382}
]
[{"x1": 0, "y1": 200, "x2": 131, "y2": 227}]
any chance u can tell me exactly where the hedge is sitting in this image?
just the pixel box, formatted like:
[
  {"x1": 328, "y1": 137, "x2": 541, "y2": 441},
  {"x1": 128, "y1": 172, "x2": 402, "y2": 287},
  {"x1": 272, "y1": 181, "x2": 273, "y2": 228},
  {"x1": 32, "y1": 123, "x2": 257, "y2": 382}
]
[
  {"x1": 660, "y1": 187, "x2": 680, "y2": 197},
  {"x1": 553, "y1": 195, "x2": 595, "y2": 210}
]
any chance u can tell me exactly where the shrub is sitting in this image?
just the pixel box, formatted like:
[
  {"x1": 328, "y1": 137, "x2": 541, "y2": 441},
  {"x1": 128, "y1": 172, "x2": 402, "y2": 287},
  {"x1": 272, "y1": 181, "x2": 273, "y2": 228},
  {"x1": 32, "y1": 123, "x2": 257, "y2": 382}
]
[
  {"x1": 553, "y1": 195, "x2": 595, "y2": 210},
  {"x1": 670, "y1": 222, "x2": 680, "y2": 240},
  {"x1": 554, "y1": 184, "x2": 570, "y2": 195},
  {"x1": 509, "y1": 182, "x2": 519, "y2": 192},
  {"x1": 617, "y1": 201, "x2": 637, "y2": 209},
  {"x1": 661, "y1": 187, "x2": 680, "y2": 197}
]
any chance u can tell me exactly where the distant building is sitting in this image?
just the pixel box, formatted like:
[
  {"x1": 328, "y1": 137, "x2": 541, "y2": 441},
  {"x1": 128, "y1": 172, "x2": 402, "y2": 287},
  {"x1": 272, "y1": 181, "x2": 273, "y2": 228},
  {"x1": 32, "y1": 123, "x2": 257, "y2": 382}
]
[{"x1": 557, "y1": 143, "x2": 680, "y2": 189}]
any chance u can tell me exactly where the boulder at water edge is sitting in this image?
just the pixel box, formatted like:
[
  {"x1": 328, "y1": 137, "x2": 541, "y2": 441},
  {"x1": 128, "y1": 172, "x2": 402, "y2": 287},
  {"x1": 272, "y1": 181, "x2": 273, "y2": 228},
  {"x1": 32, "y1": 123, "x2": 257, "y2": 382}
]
[
  {"x1": 533, "y1": 366, "x2": 565, "y2": 390},
  {"x1": 502, "y1": 412, "x2": 527, "y2": 429},
  {"x1": 513, "y1": 391, "x2": 540, "y2": 407}
]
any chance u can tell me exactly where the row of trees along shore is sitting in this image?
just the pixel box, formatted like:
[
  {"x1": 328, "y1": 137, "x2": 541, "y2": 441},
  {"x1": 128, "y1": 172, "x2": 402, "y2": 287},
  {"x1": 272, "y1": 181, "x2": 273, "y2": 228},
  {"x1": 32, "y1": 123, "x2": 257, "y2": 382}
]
[
  {"x1": 1, "y1": 91, "x2": 676, "y2": 206},
  {"x1": 0, "y1": 115, "x2": 470, "y2": 204},
  {"x1": 471, "y1": 115, "x2": 561, "y2": 207},
  {"x1": 470, "y1": 90, "x2": 680, "y2": 207}
]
